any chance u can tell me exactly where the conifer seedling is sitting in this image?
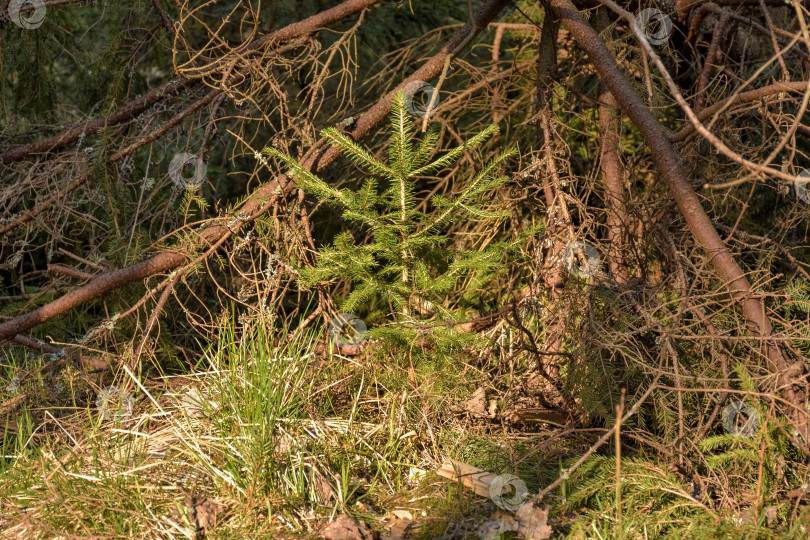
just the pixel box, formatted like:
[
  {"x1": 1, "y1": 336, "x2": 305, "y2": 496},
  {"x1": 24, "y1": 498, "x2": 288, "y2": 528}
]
[{"x1": 262, "y1": 90, "x2": 524, "y2": 345}]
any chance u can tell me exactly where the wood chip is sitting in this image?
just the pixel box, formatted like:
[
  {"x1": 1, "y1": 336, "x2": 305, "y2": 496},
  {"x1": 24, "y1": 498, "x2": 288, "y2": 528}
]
[{"x1": 437, "y1": 458, "x2": 498, "y2": 499}]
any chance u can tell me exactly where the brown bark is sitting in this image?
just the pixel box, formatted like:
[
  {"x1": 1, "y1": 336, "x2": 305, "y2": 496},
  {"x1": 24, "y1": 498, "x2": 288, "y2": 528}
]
[
  {"x1": 598, "y1": 86, "x2": 629, "y2": 284},
  {"x1": 595, "y1": 9, "x2": 629, "y2": 285},
  {"x1": 11, "y1": 334, "x2": 62, "y2": 355}
]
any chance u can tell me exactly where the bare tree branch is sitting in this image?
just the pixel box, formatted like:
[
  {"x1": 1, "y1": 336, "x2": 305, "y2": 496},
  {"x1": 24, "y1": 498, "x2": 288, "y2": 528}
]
[
  {"x1": 0, "y1": 0, "x2": 516, "y2": 345},
  {"x1": 548, "y1": 0, "x2": 809, "y2": 435}
]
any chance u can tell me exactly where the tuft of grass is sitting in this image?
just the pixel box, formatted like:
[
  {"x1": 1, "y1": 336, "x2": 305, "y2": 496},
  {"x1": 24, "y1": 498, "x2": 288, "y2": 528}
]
[{"x1": 3, "y1": 312, "x2": 493, "y2": 538}]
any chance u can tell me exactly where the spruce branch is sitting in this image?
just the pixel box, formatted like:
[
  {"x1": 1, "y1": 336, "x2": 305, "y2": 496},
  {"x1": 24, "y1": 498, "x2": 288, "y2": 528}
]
[{"x1": 265, "y1": 88, "x2": 518, "y2": 330}]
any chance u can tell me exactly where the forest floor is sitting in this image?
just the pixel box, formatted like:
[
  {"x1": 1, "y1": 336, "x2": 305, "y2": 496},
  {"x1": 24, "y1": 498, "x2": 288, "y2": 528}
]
[
  {"x1": 1, "y1": 315, "x2": 807, "y2": 539},
  {"x1": 0, "y1": 319, "x2": 589, "y2": 539}
]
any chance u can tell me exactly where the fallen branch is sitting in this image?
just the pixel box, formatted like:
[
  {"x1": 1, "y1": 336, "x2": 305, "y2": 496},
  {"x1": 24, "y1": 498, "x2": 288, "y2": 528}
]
[
  {"x1": 0, "y1": 77, "x2": 194, "y2": 166},
  {"x1": 0, "y1": 0, "x2": 516, "y2": 344},
  {"x1": 548, "y1": 0, "x2": 809, "y2": 436},
  {"x1": 0, "y1": 36, "x2": 310, "y2": 237},
  {"x1": 0, "y1": 0, "x2": 381, "y2": 166},
  {"x1": 671, "y1": 81, "x2": 809, "y2": 142}
]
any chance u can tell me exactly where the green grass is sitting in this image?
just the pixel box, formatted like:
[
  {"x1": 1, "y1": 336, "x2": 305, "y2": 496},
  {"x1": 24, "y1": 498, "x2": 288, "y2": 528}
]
[
  {"x1": 2, "y1": 309, "x2": 810, "y2": 539},
  {"x1": 0, "y1": 313, "x2": 522, "y2": 538}
]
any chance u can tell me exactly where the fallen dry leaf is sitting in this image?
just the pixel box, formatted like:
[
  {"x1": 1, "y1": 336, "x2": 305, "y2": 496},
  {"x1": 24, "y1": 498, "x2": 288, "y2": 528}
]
[
  {"x1": 273, "y1": 432, "x2": 296, "y2": 455},
  {"x1": 390, "y1": 510, "x2": 412, "y2": 520},
  {"x1": 765, "y1": 505, "x2": 778, "y2": 526},
  {"x1": 488, "y1": 399, "x2": 498, "y2": 417},
  {"x1": 477, "y1": 503, "x2": 552, "y2": 540},
  {"x1": 461, "y1": 387, "x2": 489, "y2": 417},
  {"x1": 514, "y1": 503, "x2": 553, "y2": 539},
  {"x1": 180, "y1": 492, "x2": 226, "y2": 532},
  {"x1": 179, "y1": 387, "x2": 209, "y2": 419},
  {"x1": 322, "y1": 514, "x2": 375, "y2": 540},
  {"x1": 381, "y1": 510, "x2": 419, "y2": 539},
  {"x1": 384, "y1": 517, "x2": 417, "y2": 539},
  {"x1": 194, "y1": 498, "x2": 224, "y2": 530}
]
